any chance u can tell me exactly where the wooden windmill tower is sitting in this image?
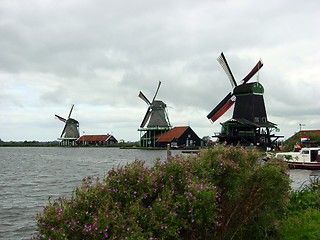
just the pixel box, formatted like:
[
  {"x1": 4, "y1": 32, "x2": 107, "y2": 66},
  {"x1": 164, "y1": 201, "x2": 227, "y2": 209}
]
[
  {"x1": 207, "y1": 52, "x2": 282, "y2": 147},
  {"x1": 138, "y1": 81, "x2": 172, "y2": 147},
  {"x1": 55, "y1": 104, "x2": 80, "y2": 146}
]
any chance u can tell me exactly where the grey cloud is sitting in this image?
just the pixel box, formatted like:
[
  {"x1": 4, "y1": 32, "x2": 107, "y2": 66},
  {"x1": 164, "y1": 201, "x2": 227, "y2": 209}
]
[{"x1": 0, "y1": 0, "x2": 319, "y2": 141}]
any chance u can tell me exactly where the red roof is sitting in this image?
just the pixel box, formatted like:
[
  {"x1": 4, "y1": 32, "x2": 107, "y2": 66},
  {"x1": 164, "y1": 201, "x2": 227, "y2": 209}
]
[
  {"x1": 156, "y1": 126, "x2": 189, "y2": 142},
  {"x1": 78, "y1": 134, "x2": 111, "y2": 142}
]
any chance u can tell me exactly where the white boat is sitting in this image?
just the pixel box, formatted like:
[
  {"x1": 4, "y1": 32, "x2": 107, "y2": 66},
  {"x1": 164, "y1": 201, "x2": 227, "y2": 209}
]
[{"x1": 275, "y1": 147, "x2": 320, "y2": 170}]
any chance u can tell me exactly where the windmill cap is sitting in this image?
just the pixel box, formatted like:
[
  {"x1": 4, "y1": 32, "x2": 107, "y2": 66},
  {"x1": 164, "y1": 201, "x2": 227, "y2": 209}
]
[
  {"x1": 152, "y1": 100, "x2": 166, "y2": 107},
  {"x1": 233, "y1": 82, "x2": 264, "y2": 96}
]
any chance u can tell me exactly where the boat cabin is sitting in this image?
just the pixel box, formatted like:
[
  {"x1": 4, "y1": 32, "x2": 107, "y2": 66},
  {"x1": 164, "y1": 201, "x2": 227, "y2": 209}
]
[{"x1": 276, "y1": 147, "x2": 320, "y2": 163}]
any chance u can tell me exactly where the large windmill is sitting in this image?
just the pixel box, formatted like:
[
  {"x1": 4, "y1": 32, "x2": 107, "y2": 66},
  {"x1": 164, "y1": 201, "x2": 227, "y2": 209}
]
[
  {"x1": 207, "y1": 52, "x2": 282, "y2": 147},
  {"x1": 55, "y1": 104, "x2": 80, "y2": 146},
  {"x1": 138, "y1": 81, "x2": 171, "y2": 147}
]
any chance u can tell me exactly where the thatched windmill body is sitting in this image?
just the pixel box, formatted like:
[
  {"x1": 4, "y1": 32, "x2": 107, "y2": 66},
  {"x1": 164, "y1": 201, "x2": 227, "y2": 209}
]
[
  {"x1": 138, "y1": 81, "x2": 171, "y2": 147},
  {"x1": 207, "y1": 52, "x2": 282, "y2": 147}
]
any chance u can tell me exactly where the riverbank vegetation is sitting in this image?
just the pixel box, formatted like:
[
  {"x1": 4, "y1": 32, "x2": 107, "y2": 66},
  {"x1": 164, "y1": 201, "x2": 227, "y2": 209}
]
[
  {"x1": 34, "y1": 145, "x2": 319, "y2": 239},
  {"x1": 275, "y1": 177, "x2": 320, "y2": 239},
  {"x1": 0, "y1": 140, "x2": 59, "y2": 147},
  {"x1": 281, "y1": 132, "x2": 320, "y2": 152}
]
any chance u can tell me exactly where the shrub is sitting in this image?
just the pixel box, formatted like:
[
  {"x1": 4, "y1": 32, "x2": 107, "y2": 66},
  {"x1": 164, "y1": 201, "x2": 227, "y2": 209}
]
[
  {"x1": 35, "y1": 144, "x2": 290, "y2": 239},
  {"x1": 275, "y1": 177, "x2": 320, "y2": 240}
]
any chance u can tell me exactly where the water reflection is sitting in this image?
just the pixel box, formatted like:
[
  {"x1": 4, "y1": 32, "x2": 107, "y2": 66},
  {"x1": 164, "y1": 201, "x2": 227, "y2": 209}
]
[{"x1": 289, "y1": 169, "x2": 320, "y2": 190}]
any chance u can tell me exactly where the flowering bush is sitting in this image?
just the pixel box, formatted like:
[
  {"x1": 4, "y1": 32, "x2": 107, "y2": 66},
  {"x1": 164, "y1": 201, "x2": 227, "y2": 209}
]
[{"x1": 35, "y1": 144, "x2": 290, "y2": 239}]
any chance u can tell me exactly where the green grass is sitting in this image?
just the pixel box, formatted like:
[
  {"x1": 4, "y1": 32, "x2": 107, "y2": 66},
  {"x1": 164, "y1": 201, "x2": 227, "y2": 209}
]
[
  {"x1": 275, "y1": 178, "x2": 320, "y2": 240},
  {"x1": 277, "y1": 208, "x2": 320, "y2": 240}
]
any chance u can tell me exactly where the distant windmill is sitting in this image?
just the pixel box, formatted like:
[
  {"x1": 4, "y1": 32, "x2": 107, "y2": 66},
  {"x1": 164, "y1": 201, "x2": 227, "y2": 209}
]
[
  {"x1": 138, "y1": 81, "x2": 171, "y2": 128},
  {"x1": 138, "y1": 81, "x2": 171, "y2": 147},
  {"x1": 207, "y1": 52, "x2": 282, "y2": 147},
  {"x1": 55, "y1": 104, "x2": 80, "y2": 145}
]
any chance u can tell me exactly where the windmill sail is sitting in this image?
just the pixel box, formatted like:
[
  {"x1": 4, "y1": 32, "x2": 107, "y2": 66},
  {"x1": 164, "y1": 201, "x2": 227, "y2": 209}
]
[
  {"x1": 217, "y1": 52, "x2": 237, "y2": 88},
  {"x1": 140, "y1": 109, "x2": 152, "y2": 128},
  {"x1": 55, "y1": 115, "x2": 66, "y2": 123},
  {"x1": 68, "y1": 104, "x2": 74, "y2": 118},
  {"x1": 207, "y1": 93, "x2": 235, "y2": 122},
  {"x1": 152, "y1": 81, "x2": 161, "y2": 102},
  {"x1": 138, "y1": 91, "x2": 151, "y2": 105},
  {"x1": 60, "y1": 123, "x2": 67, "y2": 138},
  {"x1": 207, "y1": 53, "x2": 237, "y2": 123},
  {"x1": 241, "y1": 60, "x2": 263, "y2": 83}
]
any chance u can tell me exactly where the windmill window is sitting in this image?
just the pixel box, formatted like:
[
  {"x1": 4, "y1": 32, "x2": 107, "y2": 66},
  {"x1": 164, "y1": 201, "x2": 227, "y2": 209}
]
[
  {"x1": 254, "y1": 117, "x2": 259, "y2": 123},
  {"x1": 261, "y1": 117, "x2": 267, "y2": 122}
]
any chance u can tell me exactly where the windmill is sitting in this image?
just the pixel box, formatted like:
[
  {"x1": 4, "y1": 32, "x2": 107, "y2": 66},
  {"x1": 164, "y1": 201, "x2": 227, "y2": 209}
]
[
  {"x1": 138, "y1": 81, "x2": 171, "y2": 147},
  {"x1": 207, "y1": 52, "x2": 282, "y2": 147},
  {"x1": 55, "y1": 104, "x2": 80, "y2": 146}
]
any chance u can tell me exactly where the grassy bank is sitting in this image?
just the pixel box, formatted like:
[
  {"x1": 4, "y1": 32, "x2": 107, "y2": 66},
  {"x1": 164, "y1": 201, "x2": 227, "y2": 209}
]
[{"x1": 274, "y1": 177, "x2": 320, "y2": 240}]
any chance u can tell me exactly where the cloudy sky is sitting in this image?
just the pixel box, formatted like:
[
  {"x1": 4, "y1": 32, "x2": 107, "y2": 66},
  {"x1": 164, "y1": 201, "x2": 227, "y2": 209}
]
[{"x1": 0, "y1": 0, "x2": 319, "y2": 142}]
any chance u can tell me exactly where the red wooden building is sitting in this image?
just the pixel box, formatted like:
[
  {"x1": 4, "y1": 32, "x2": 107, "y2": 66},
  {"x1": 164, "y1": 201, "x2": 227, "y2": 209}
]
[{"x1": 77, "y1": 134, "x2": 117, "y2": 146}]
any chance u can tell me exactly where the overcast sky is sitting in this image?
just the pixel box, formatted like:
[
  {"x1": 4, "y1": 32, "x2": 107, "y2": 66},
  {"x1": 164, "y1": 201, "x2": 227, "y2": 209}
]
[{"x1": 0, "y1": 0, "x2": 319, "y2": 142}]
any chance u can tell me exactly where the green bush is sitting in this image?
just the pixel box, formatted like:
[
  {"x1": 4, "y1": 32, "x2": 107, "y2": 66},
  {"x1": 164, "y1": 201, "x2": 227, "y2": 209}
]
[
  {"x1": 277, "y1": 208, "x2": 320, "y2": 240},
  {"x1": 275, "y1": 178, "x2": 320, "y2": 240},
  {"x1": 35, "y1": 144, "x2": 290, "y2": 239}
]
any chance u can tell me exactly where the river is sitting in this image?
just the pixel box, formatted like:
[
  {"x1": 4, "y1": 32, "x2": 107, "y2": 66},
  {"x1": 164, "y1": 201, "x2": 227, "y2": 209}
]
[{"x1": 0, "y1": 147, "x2": 319, "y2": 239}]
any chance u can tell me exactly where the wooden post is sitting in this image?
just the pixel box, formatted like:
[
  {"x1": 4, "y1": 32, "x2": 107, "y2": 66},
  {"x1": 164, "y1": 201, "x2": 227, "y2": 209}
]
[{"x1": 167, "y1": 144, "x2": 171, "y2": 159}]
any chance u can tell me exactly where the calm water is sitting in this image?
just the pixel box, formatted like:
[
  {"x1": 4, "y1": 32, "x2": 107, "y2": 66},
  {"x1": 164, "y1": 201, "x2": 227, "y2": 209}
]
[
  {"x1": 0, "y1": 147, "x2": 178, "y2": 239},
  {"x1": 0, "y1": 147, "x2": 319, "y2": 239}
]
